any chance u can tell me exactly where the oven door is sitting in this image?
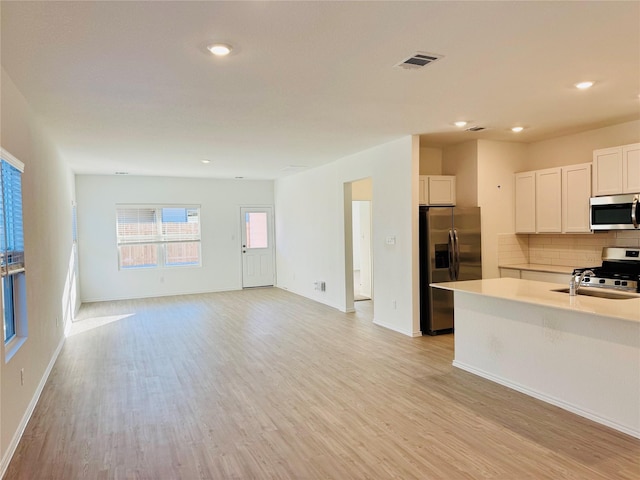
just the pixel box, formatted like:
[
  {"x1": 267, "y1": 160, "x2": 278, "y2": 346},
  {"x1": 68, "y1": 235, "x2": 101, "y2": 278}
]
[{"x1": 590, "y1": 194, "x2": 640, "y2": 230}]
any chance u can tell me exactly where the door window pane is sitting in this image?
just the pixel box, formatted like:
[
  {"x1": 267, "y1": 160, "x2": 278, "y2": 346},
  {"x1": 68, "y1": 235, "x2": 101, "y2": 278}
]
[{"x1": 245, "y1": 212, "x2": 268, "y2": 248}]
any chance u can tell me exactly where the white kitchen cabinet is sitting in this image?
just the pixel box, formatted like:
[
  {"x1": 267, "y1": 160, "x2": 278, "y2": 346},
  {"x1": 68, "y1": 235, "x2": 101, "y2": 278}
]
[
  {"x1": 562, "y1": 163, "x2": 591, "y2": 233},
  {"x1": 499, "y1": 266, "x2": 571, "y2": 285},
  {"x1": 520, "y1": 269, "x2": 571, "y2": 285},
  {"x1": 419, "y1": 175, "x2": 456, "y2": 205},
  {"x1": 623, "y1": 143, "x2": 640, "y2": 193},
  {"x1": 593, "y1": 143, "x2": 640, "y2": 196},
  {"x1": 516, "y1": 164, "x2": 590, "y2": 234},
  {"x1": 499, "y1": 267, "x2": 521, "y2": 279},
  {"x1": 535, "y1": 167, "x2": 562, "y2": 233},
  {"x1": 515, "y1": 171, "x2": 536, "y2": 233},
  {"x1": 428, "y1": 175, "x2": 456, "y2": 205},
  {"x1": 419, "y1": 176, "x2": 427, "y2": 204}
]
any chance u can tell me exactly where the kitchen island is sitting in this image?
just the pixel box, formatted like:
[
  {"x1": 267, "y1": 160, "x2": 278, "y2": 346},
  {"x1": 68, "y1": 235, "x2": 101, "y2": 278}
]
[{"x1": 433, "y1": 277, "x2": 640, "y2": 438}]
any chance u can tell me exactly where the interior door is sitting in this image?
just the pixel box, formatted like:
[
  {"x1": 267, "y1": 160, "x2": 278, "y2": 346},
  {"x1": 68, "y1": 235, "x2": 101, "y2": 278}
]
[{"x1": 241, "y1": 206, "x2": 275, "y2": 288}]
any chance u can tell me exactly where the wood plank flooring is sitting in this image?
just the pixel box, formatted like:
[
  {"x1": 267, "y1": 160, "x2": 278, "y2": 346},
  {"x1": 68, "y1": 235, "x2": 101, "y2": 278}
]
[{"x1": 5, "y1": 288, "x2": 640, "y2": 479}]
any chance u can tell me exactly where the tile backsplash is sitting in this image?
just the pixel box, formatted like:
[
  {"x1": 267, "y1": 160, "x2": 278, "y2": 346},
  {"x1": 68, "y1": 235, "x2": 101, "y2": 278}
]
[{"x1": 498, "y1": 231, "x2": 640, "y2": 268}]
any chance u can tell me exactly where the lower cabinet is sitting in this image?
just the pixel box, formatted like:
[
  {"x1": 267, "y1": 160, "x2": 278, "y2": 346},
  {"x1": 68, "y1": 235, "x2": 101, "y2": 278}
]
[{"x1": 499, "y1": 267, "x2": 571, "y2": 285}]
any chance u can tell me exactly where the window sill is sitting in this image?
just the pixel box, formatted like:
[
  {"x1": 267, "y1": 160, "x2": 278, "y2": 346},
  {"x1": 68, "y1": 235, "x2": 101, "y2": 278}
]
[{"x1": 5, "y1": 335, "x2": 27, "y2": 363}]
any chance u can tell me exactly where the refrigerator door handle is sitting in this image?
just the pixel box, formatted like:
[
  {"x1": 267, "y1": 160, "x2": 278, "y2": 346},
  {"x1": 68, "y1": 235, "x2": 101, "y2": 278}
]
[
  {"x1": 448, "y1": 229, "x2": 455, "y2": 280},
  {"x1": 453, "y1": 229, "x2": 460, "y2": 280}
]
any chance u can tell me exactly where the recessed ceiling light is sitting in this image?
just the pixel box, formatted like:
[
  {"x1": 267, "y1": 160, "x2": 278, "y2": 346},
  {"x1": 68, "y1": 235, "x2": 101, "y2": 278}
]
[
  {"x1": 207, "y1": 43, "x2": 232, "y2": 56},
  {"x1": 201, "y1": 159, "x2": 211, "y2": 164},
  {"x1": 454, "y1": 121, "x2": 468, "y2": 128},
  {"x1": 575, "y1": 81, "x2": 594, "y2": 90},
  {"x1": 511, "y1": 126, "x2": 524, "y2": 133}
]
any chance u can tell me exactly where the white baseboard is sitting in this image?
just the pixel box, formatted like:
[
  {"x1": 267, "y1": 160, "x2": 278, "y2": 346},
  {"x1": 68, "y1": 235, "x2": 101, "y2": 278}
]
[
  {"x1": 453, "y1": 360, "x2": 640, "y2": 440},
  {"x1": 274, "y1": 285, "x2": 345, "y2": 312},
  {"x1": 372, "y1": 318, "x2": 414, "y2": 337},
  {"x1": 80, "y1": 286, "x2": 243, "y2": 303},
  {"x1": 0, "y1": 334, "x2": 66, "y2": 478}
]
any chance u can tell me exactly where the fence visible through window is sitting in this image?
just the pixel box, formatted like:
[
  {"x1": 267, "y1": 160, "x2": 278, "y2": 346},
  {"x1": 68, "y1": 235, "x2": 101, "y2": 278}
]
[{"x1": 116, "y1": 205, "x2": 201, "y2": 269}]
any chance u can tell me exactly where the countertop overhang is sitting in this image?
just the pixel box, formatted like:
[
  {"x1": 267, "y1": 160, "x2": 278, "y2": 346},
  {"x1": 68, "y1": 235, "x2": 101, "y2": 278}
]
[{"x1": 432, "y1": 277, "x2": 640, "y2": 323}]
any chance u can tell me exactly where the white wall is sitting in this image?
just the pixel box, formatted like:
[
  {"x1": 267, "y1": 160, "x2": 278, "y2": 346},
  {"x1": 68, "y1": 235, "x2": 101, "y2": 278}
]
[
  {"x1": 442, "y1": 141, "x2": 479, "y2": 206},
  {"x1": 526, "y1": 120, "x2": 640, "y2": 169},
  {"x1": 76, "y1": 175, "x2": 274, "y2": 302},
  {"x1": 419, "y1": 147, "x2": 443, "y2": 174},
  {"x1": 0, "y1": 68, "x2": 77, "y2": 473},
  {"x1": 477, "y1": 140, "x2": 529, "y2": 278},
  {"x1": 275, "y1": 136, "x2": 421, "y2": 336}
]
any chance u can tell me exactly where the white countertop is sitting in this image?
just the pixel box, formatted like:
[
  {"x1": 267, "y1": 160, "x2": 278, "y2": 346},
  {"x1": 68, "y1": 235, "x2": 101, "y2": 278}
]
[
  {"x1": 432, "y1": 277, "x2": 640, "y2": 323},
  {"x1": 498, "y1": 263, "x2": 575, "y2": 274}
]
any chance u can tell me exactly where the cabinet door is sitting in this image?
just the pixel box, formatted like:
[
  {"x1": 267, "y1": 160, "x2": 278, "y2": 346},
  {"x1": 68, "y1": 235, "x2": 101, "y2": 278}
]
[
  {"x1": 535, "y1": 168, "x2": 562, "y2": 233},
  {"x1": 562, "y1": 163, "x2": 591, "y2": 233},
  {"x1": 428, "y1": 176, "x2": 456, "y2": 205},
  {"x1": 520, "y1": 270, "x2": 571, "y2": 285},
  {"x1": 499, "y1": 268, "x2": 521, "y2": 279},
  {"x1": 419, "y1": 176, "x2": 427, "y2": 204},
  {"x1": 515, "y1": 172, "x2": 536, "y2": 233},
  {"x1": 593, "y1": 146, "x2": 622, "y2": 196},
  {"x1": 622, "y1": 143, "x2": 640, "y2": 193}
]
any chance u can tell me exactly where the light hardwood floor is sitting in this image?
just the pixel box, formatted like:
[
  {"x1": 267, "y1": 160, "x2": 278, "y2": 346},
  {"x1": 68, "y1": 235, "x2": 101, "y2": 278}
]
[{"x1": 5, "y1": 288, "x2": 640, "y2": 479}]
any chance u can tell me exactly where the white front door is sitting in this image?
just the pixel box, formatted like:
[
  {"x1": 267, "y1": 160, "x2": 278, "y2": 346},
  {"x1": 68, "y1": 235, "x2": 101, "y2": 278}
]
[{"x1": 241, "y1": 206, "x2": 275, "y2": 288}]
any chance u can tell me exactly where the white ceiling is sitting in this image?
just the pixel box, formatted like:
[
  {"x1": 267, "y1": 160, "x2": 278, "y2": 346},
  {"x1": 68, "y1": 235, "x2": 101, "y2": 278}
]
[{"x1": 1, "y1": 1, "x2": 639, "y2": 180}]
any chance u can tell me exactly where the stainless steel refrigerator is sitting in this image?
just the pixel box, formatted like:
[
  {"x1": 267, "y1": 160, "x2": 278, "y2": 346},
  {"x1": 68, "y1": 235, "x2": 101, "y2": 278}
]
[{"x1": 419, "y1": 206, "x2": 482, "y2": 335}]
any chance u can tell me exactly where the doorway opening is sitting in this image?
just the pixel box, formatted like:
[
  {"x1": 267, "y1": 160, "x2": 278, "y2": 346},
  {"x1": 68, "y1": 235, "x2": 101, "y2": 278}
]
[
  {"x1": 352, "y1": 200, "x2": 372, "y2": 301},
  {"x1": 344, "y1": 177, "x2": 373, "y2": 314}
]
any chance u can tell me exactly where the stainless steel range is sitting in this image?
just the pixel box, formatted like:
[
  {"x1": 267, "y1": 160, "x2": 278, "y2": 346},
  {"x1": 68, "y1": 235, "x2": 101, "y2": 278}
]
[{"x1": 573, "y1": 247, "x2": 640, "y2": 293}]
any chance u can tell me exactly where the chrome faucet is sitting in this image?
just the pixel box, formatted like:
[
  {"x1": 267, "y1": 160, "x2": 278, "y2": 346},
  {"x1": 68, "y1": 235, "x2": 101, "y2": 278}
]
[{"x1": 570, "y1": 269, "x2": 594, "y2": 296}]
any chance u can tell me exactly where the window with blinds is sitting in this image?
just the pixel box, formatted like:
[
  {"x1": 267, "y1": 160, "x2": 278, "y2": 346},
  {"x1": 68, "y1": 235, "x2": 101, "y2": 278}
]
[
  {"x1": 0, "y1": 149, "x2": 26, "y2": 345},
  {"x1": 116, "y1": 206, "x2": 201, "y2": 269}
]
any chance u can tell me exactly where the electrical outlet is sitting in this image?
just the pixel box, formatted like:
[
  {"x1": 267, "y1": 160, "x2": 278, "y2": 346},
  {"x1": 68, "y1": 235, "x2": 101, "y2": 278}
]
[{"x1": 20, "y1": 368, "x2": 24, "y2": 386}]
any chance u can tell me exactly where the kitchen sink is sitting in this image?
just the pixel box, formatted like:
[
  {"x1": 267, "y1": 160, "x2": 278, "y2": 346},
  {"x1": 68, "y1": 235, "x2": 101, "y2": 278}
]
[{"x1": 551, "y1": 287, "x2": 640, "y2": 300}]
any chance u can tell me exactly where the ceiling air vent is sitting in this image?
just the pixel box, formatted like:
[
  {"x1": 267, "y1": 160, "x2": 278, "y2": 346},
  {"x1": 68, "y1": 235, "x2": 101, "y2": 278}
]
[
  {"x1": 466, "y1": 126, "x2": 485, "y2": 132},
  {"x1": 395, "y1": 52, "x2": 443, "y2": 70}
]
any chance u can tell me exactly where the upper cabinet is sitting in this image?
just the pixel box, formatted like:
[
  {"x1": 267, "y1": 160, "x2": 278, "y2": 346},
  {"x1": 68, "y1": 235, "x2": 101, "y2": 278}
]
[
  {"x1": 515, "y1": 171, "x2": 536, "y2": 233},
  {"x1": 535, "y1": 168, "x2": 562, "y2": 233},
  {"x1": 623, "y1": 143, "x2": 640, "y2": 193},
  {"x1": 562, "y1": 163, "x2": 592, "y2": 233},
  {"x1": 515, "y1": 163, "x2": 591, "y2": 234},
  {"x1": 593, "y1": 143, "x2": 640, "y2": 196},
  {"x1": 419, "y1": 175, "x2": 456, "y2": 205}
]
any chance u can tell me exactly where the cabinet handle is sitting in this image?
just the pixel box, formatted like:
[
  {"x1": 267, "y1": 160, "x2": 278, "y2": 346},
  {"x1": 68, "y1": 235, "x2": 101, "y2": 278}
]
[
  {"x1": 453, "y1": 229, "x2": 460, "y2": 280},
  {"x1": 448, "y1": 230, "x2": 455, "y2": 280}
]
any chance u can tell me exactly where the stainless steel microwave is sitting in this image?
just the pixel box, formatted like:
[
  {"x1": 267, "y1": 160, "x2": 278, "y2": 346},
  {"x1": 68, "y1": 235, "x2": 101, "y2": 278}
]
[{"x1": 590, "y1": 194, "x2": 640, "y2": 230}]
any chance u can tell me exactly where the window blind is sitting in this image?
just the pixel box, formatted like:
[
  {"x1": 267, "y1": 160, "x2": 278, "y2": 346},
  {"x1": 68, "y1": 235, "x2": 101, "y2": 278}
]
[
  {"x1": 116, "y1": 205, "x2": 201, "y2": 269},
  {"x1": 0, "y1": 154, "x2": 25, "y2": 277}
]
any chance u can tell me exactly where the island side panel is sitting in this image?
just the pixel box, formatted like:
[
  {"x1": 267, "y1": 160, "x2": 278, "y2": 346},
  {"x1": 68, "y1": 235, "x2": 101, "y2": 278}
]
[{"x1": 452, "y1": 292, "x2": 640, "y2": 439}]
